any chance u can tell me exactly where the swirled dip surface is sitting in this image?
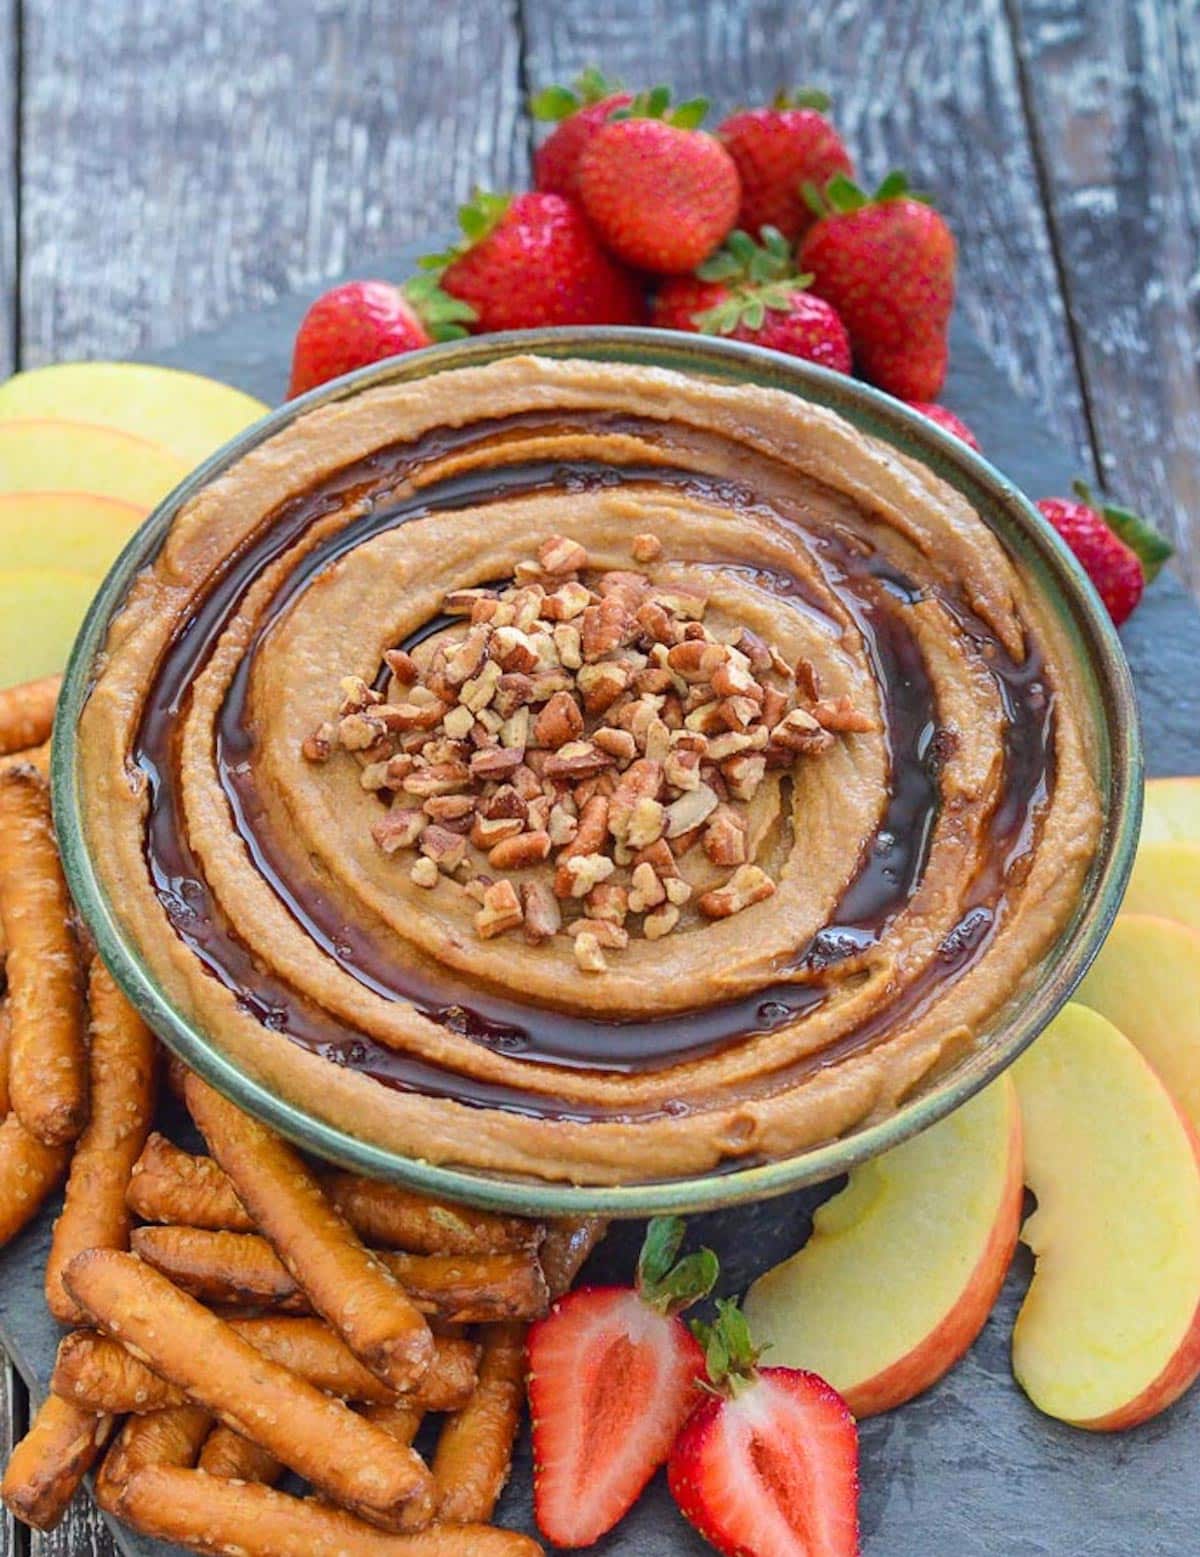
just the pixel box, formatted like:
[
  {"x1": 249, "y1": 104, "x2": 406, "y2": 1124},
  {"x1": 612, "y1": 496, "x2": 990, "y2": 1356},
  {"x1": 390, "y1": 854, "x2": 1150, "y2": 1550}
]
[{"x1": 78, "y1": 357, "x2": 1102, "y2": 1184}]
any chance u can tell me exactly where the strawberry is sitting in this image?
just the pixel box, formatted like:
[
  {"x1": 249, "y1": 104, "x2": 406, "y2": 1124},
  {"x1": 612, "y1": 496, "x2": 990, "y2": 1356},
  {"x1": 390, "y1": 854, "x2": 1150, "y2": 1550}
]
[
  {"x1": 527, "y1": 1216, "x2": 718, "y2": 1548},
  {"x1": 799, "y1": 171, "x2": 956, "y2": 401},
  {"x1": 1036, "y1": 480, "x2": 1173, "y2": 626},
  {"x1": 426, "y1": 190, "x2": 644, "y2": 333},
  {"x1": 577, "y1": 89, "x2": 741, "y2": 275},
  {"x1": 531, "y1": 68, "x2": 634, "y2": 201},
  {"x1": 286, "y1": 276, "x2": 473, "y2": 399},
  {"x1": 905, "y1": 400, "x2": 980, "y2": 451},
  {"x1": 668, "y1": 1302, "x2": 860, "y2": 1557},
  {"x1": 717, "y1": 89, "x2": 854, "y2": 243},
  {"x1": 653, "y1": 228, "x2": 851, "y2": 373}
]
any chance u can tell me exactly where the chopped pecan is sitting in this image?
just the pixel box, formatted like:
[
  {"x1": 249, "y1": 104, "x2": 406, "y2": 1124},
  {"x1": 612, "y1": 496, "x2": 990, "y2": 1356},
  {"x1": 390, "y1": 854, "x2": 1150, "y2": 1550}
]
[
  {"x1": 704, "y1": 805, "x2": 748, "y2": 866},
  {"x1": 633, "y1": 838, "x2": 679, "y2": 879},
  {"x1": 810, "y1": 695, "x2": 876, "y2": 733},
  {"x1": 631, "y1": 532, "x2": 663, "y2": 563},
  {"x1": 500, "y1": 707, "x2": 531, "y2": 751},
  {"x1": 723, "y1": 752, "x2": 767, "y2": 802},
  {"x1": 569, "y1": 918, "x2": 629, "y2": 951},
  {"x1": 423, "y1": 794, "x2": 475, "y2": 822},
  {"x1": 402, "y1": 762, "x2": 471, "y2": 797},
  {"x1": 372, "y1": 808, "x2": 427, "y2": 854},
  {"x1": 479, "y1": 785, "x2": 527, "y2": 821},
  {"x1": 460, "y1": 659, "x2": 503, "y2": 713},
  {"x1": 635, "y1": 600, "x2": 679, "y2": 646},
  {"x1": 338, "y1": 675, "x2": 382, "y2": 714},
  {"x1": 586, "y1": 881, "x2": 629, "y2": 925},
  {"x1": 384, "y1": 648, "x2": 420, "y2": 686},
  {"x1": 542, "y1": 582, "x2": 592, "y2": 623},
  {"x1": 628, "y1": 861, "x2": 666, "y2": 913},
  {"x1": 538, "y1": 534, "x2": 589, "y2": 574},
  {"x1": 735, "y1": 627, "x2": 773, "y2": 676},
  {"x1": 469, "y1": 746, "x2": 525, "y2": 781},
  {"x1": 442, "y1": 587, "x2": 494, "y2": 616},
  {"x1": 552, "y1": 622, "x2": 583, "y2": 669},
  {"x1": 698, "y1": 864, "x2": 776, "y2": 919},
  {"x1": 573, "y1": 931, "x2": 608, "y2": 973},
  {"x1": 533, "y1": 690, "x2": 584, "y2": 749},
  {"x1": 643, "y1": 904, "x2": 680, "y2": 940},
  {"x1": 409, "y1": 856, "x2": 439, "y2": 888},
  {"x1": 302, "y1": 723, "x2": 335, "y2": 762},
  {"x1": 665, "y1": 640, "x2": 726, "y2": 683},
  {"x1": 652, "y1": 585, "x2": 708, "y2": 619},
  {"x1": 494, "y1": 672, "x2": 535, "y2": 717},
  {"x1": 521, "y1": 880, "x2": 562, "y2": 944},
  {"x1": 593, "y1": 725, "x2": 637, "y2": 762},
  {"x1": 490, "y1": 626, "x2": 541, "y2": 674},
  {"x1": 337, "y1": 713, "x2": 387, "y2": 751},
  {"x1": 562, "y1": 852, "x2": 616, "y2": 898},
  {"x1": 794, "y1": 657, "x2": 822, "y2": 700},
  {"x1": 359, "y1": 760, "x2": 391, "y2": 791},
  {"x1": 488, "y1": 830, "x2": 552, "y2": 871},
  {"x1": 665, "y1": 783, "x2": 719, "y2": 838},
  {"x1": 475, "y1": 879, "x2": 523, "y2": 939},
  {"x1": 470, "y1": 814, "x2": 524, "y2": 851},
  {"x1": 596, "y1": 570, "x2": 651, "y2": 611},
  {"x1": 581, "y1": 597, "x2": 635, "y2": 661},
  {"x1": 420, "y1": 824, "x2": 469, "y2": 874},
  {"x1": 771, "y1": 708, "x2": 835, "y2": 755},
  {"x1": 626, "y1": 796, "x2": 666, "y2": 849},
  {"x1": 542, "y1": 742, "x2": 613, "y2": 782},
  {"x1": 664, "y1": 745, "x2": 702, "y2": 792},
  {"x1": 444, "y1": 627, "x2": 490, "y2": 687},
  {"x1": 547, "y1": 801, "x2": 579, "y2": 848},
  {"x1": 576, "y1": 661, "x2": 630, "y2": 715},
  {"x1": 442, "y1": 703, "x2": 475, "y2": 740}
]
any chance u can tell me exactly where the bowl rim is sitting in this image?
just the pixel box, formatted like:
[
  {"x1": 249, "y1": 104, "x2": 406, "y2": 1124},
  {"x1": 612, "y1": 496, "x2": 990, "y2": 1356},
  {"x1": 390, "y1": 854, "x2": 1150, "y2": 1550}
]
[{"x1": 52, "y1": 325, "x2": 1143, "y2": 1216}]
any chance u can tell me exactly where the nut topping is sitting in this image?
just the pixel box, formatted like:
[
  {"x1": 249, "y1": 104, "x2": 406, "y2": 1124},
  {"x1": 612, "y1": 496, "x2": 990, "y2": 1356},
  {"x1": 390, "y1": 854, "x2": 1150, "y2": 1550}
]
[{"x1": 310, "y1": 533, "x2": 864, "y2": 960}]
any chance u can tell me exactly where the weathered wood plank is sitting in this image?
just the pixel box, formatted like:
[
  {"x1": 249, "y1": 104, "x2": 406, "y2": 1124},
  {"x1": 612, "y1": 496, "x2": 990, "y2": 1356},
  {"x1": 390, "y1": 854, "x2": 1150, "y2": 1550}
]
[
  {"x1": 519, "y1": 0, "x2": 1092, "y2": 468},
  {"x1": 1012, "y1": 0, "x2": 1200, "y2": 591},
  {"x1": 0, "y1": 0, "x2": 17, "y2": 378},
  {"x1": 19, "y1": 0, "x2": 528, "y2": 364}
]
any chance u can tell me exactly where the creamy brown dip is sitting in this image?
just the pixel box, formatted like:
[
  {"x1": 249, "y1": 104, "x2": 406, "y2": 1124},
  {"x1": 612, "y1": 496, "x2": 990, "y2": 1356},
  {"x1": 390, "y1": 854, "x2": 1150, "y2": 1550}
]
[{"x1": 76, "y1": 356, "x2": 1102, "y2": 1184}]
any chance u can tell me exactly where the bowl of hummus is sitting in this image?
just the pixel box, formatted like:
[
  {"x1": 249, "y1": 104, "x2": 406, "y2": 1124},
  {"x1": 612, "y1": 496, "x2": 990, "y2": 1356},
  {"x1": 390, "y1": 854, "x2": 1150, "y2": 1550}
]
[{"x1": 55, "y1": 330, "x2": 1141, "y2": 1214}]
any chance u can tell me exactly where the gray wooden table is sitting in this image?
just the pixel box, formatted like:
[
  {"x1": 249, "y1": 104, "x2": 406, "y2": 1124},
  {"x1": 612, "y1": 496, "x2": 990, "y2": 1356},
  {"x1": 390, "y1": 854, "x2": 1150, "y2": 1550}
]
[{"x1": 0, "y1": 1, "x2": 1197, "y2": 1551}]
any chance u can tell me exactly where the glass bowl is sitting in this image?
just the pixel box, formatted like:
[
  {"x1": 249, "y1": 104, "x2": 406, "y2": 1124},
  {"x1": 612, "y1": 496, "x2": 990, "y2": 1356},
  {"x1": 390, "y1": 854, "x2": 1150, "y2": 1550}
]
[{"x1": 53, "y1": 328, "x2": 1142, "y2": 1216}]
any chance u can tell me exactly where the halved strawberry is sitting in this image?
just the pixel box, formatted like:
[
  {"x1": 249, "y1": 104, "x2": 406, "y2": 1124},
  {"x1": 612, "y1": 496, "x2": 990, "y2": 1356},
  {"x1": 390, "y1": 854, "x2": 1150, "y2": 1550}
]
[
  {"x1": 668, "y1": 1301, "x2": 860, "y2": 1557},
  {"x1": 527, "y1": 1216, "x2": 717, "y2": 1548}
]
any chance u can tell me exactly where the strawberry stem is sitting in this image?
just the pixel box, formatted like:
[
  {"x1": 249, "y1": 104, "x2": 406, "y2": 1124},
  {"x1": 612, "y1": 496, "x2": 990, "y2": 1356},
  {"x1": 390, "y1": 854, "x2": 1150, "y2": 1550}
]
[
  {"x1": 636, "y1": 1217, "x2": 719, "y2": 1315},
  {"x1": 693, "y1": 1299, "x2": 763, "y2": 1393},
  {"x1": 613, "y1": 86, "x2": 709, "y2": 129},
  {"x1": 771, "y1": 85, "x2": 832, "y2": 113}
]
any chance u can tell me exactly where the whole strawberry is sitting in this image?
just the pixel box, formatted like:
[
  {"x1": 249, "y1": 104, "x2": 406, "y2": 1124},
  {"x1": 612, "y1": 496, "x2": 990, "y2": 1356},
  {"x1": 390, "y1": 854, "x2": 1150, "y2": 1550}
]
[
  {"x1": 800, "y1": 171, "x2": 956, "y2": 400},
  {"x1": 906, "y1": 400, "x2": 980, "y2": 450},
  {"x1": 287, "y1": 277, "x2": 473, "y2": 399},
  {"x1": 1036, "y1": 480, "x2": 1172, "y2": 626},
  {"x1": 668, "y1": 1301, "x2": 860, "y2": 1557},
  {"x1": 577, "y1": 89, "x2": 741, "y2": 274},
  {"x1": 429, "y1": 190, "x2": 644, "y2": 332},
  {"x1": 653, "y1": 228, "x2": 851, "y2": 373},
  {"x1": 718, "y1": 88, "x2": 854, "y2": 243},
  {"x1": 531, "y1": 68, "x2": 633, "y2": 201}
]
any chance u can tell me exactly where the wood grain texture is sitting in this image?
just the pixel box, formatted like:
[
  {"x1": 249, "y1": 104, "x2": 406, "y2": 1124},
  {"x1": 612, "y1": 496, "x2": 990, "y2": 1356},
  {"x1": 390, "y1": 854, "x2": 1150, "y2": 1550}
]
[
  {"x1": 0, "y1": 0, "x2": 16, "y2": 379},
  {"x1": 519, "y1": 0, "x2": 1093, "y2": 467},
  {"x1": 19, "y1": 0, "x2": 528, "y2": 364},
  {"x1": 1012, "y1": 0, "x2": 1200, "y2": 591}
]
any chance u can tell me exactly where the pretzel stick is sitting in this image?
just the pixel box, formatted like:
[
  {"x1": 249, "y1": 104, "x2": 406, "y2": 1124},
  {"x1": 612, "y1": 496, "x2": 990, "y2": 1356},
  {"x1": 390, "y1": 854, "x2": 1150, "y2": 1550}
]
[
  {"x1": 433, "y1": 1321, "x2": 526, "y2": 1524},
  {"x1": 0, "y1": 1110, "x2": 70, "y2": 1246},
  {"x1": 64, "y1": 1249, "x2": 434, "y2": 1525},
  {"x1": 0, "y1": 1394, "x2": 113, "y2": 1531},
  {"x1": 129, "y1": 1137, "x2": 541, "y2": 1255},
  {"x1": 0, "y1": 676, "x2": 59, "y2": 757},
  {"x1": 0, "y1": 740, "x2": 50, "y2": 778},
  {"x1": 0, "y1": 1004, "x2": 11, "y2": 1119},
  {"x1": 94, "y1": 1404, "x2": 213, "y2": 1513},
  {"x1": 115, "y1": 1466, "x2": 544, "y2": 1556},
  {"x1": 199, "y1": 1424, "x2": 285, "y2": 1485},
  {"x1": 539, "y1": 1218, "x2": 608, "y2": 1300},
  {"x1": 361, "y1": 1401, "x2": 426, "y2": 1448},
  {"x1": 45, "y1": 962, "x2": 157, "y2": 1321},
  {"x1": 185, "y1": 1074, "x2": 433, "y2": 1391},
  {"x1": 127, "y1": 1133, "x2": 254, "y2": 1230},
  {"x1": 0, "y1": 767, "x2": 86, "y2": 1145},
  {"x1": 53, "y1": 1322, "x2": 479, "y2": 1414},
  {"x1": 132, "y1": 1225, "x2": 549, "y2": 1323}
]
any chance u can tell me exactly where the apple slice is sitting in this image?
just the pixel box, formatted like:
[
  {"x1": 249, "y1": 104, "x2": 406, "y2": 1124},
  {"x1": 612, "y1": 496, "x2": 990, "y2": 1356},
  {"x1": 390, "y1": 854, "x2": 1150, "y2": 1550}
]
[
  {"x1": 1121, "y1": 838, "x2": 1200, "y2": 933},
  {"x1": 0, "y1": 420, "x2": 189, "y2": 508},
  {"x1": 742, "y1": 1075, "x2": 1021, "y2": 1417},
  {"x1": 1076, "y1": 914, "x2": 1200, "y2": 1133},
  {"x1": 0, "y1": 492, "x2": 147, "y2": 577},
  {"x1": 0, "y1": 569, "x2": 101, "y2": 685},
  {"x1": 1012, "y1": 1002, "x2": 1200, "y2": 1430},
  {"x1": 1141, "y1": 776, "x2": 1200, "y2": 846},
  {"x1": 0, "y1": 363, "x2": 267, "y2": 469}
]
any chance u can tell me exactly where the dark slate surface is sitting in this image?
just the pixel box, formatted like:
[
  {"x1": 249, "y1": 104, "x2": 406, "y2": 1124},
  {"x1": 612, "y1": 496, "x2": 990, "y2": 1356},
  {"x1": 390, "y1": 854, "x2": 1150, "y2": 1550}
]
[{"x1": 1, "y1": 260, "x2": 1197, "y2": 1555}]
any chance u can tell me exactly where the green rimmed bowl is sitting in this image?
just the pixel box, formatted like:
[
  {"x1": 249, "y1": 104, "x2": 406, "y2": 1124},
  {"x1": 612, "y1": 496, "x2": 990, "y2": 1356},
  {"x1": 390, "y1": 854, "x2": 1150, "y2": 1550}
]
[{"x1": 53, "y1": 327, "x2": 1143, "y2": 1217}]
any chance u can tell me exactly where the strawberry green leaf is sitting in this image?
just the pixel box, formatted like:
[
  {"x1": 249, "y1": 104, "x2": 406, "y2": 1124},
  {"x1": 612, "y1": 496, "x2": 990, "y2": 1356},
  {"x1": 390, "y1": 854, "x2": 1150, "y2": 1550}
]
[
  {"x1": 773, "y1": 85, "x2": 832, "y2": 112},
  {"x1": 637, "y1": 1217, "x2": 719, "y2": 1315},
  {"x1": 693, "y1": 1299, "x2": 762, "y2": 1390},
  {"x1": 574, "y1": 66, "x2": 622, "y2": 102},
  {"x1": 1072, "y1": 479, "x2": 1174, "y2": 582},
  {"x1": 669, "y1": 97, "x2": 709, "y2": 130},
  {"x1": 801, "y1": 180, "x2": 829, "y2": 218},
  {"x1": 696, "y1": 251, "x2": 744, "y2": 282},
  {"x1": 824, "y1": 172, "x2": 869, "y2": 213},
  {"x1": 873, "y1": 169, "x2": 910, "y2": 201},
  {"x1": 402, "y1": 273, "x2": 477, "y2": 340},
  {"x1": 530, "y1": 84, "x2": 581, "y2": 121}
]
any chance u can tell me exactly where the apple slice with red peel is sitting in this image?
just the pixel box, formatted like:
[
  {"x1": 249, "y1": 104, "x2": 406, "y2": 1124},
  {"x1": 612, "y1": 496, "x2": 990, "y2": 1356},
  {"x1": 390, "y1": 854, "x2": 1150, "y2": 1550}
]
[
  {"x1": 742, "y1": 1075, "x2": 1021, "y2": 1417},
  {"x1": 1077, "y1": 914, "x2": 1200, "y2": 1133},
  {"x1": 1012, "y1": 1003, "x2": 1200, "y2": 1430},
  {"x1": 1140, "y1": 776, "x2": 1200, "y2": 846}
]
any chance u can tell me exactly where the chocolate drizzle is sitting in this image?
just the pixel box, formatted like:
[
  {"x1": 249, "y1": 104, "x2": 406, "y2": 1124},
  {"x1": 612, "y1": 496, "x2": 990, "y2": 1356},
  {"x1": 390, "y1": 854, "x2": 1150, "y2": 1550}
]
[{"x1": 129, "y1": 410, "x2": 1056, "y2": 1122}]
